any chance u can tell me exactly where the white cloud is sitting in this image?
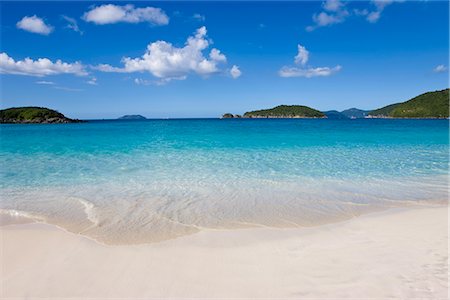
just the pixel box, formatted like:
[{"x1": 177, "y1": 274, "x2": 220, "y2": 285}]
[
  {"x1": 294, "y1": 45, "x2": 309, "y2": 66},
  {"x1": 306, "y1": 0, "x2": 402, "y2": 30},
  {"x1": 279, "y1": 45, "x2": 341, "y2": 78},
  {"x1": 279, "y1": 65, "x2": 342, "y2": 78},
  {"x1": 87, "y1": 77, "x2": 98, "y2": 85},
  {"x1": 433, "y1": 65, "x2": 447, "y2": 73},
  {"x1": 94, "y1": 27, "x2": 233, "y2": 82},
  {"x1": 307, "y1": 0, "x2": 348, "y2": 31},
  {"x1": 230, "y1": 65, "x2": 241, "y2": 79},
  {"x1": 0, "y1": 52, "x2": 87, "y2": 77},
  {"x1": 134, "y1": 77, "x2": 183, "y2": 86},
  {"x1": 366, "y1": 0, "x2": 403, "y2": 23},
  {"x1": 314, "y1": 11, "x2": 346, "y2": 26},
  {"x1": 134, "y1": 78, "x2": 151, "y2": 85},
  {"x1": 366, "y1": 11, "x2": 381, "y2": 23},
  {"x1": 193, "y1": 13, "x2": 206, "y2": 22},
  {"x1": 209, "y1": 48, "x2": 227, "y2": 62},
  {"x1": 36, "y1": 80, "x2": 55, "y2": 85},
  {"x1": 62, "y1": 15, "x2": 83, "y2": 34},
  {"x1": 16, "y1": 15, "x2": 53, "y2": 35},
  {"x1": 372, "y1": 0, "x2": 396, "y2": 11},
  {"x1": 83, "y1": 4, "x2": 169, "y2": 25},
  {"x1": 53, "y1": 86, "x2": 83, "y2": 92},
  {"x1": 323, "y1": 0, "x2": 345, "y2": 12}
]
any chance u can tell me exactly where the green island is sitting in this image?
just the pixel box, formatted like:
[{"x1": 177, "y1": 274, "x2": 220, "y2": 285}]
[
  {"x1": 223, "y1": 89, "x2": 448, "y2": 119},
  {"x1": 242, "y1": 105, "x2": 325, "y2": 118},
  {"x1": 368, "y1": 89, "x2": 449, "y2": 118},
  {"x1": 0, "y1": 107, "x2": 83, "y2": 124}
]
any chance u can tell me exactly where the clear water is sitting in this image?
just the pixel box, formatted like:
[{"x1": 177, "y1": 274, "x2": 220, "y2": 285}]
[{"x1": 0, "y1": 119, "x2": 448, "y2": 244}]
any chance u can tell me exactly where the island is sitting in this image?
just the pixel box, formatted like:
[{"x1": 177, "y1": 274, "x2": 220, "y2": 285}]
[
  {"x1": 221, "y1": 113, "x2": 235, "y2": 119},
  {"x1": 323, "y1": 110, "x2": 349, "y2": 119},
  {"x1": 223, "y1": 88, "x2": 448, "y2": 120},
  {"x1": 117, "y1": 115, "x2": 147, "y2": 120},
  {"x1": 324, "y1": 108, "x2": 369, "y2": 119},
  {"x1": 0, "y1": 107, "x2": 83, "y2": 124},
  {"x1": 368, "y1": 89, "x2": 449, "y2": 118},
  {"x1": 341, "y1": 108, "x2": 369, "y2": 119},
  {"x1": 242, "y1": 105, "x2": 325, "y2": 118},
  {"x1": 222, "y1": 113, "x2": 242, "y2": 118}
]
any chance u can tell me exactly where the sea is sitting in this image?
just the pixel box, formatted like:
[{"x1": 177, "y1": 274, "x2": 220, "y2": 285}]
[{"x1": 0, "y1": 118, "x2": 448, "y2": 244}]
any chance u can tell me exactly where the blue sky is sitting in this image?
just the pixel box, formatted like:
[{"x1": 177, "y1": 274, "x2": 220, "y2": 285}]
[{"x1": 0, "y1": 1, "x2": 448, "y2": 118}]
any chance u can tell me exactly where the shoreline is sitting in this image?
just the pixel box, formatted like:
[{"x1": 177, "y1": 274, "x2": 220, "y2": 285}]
[
  {"x1": 1, "y1": 201, "x2": 447, "y2": 246},
  {"x1": 1, "y1": 205, "x2": 448, "y2": 298}
]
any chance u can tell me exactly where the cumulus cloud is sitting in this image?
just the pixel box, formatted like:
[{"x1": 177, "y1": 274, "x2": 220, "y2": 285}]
[
  {"x1": 294, "y1": 45, "x2": 309, "y2": 66},
  {"x1": 230, "y1": 65, "x2": 241, "y2": 79},
  {"x1": 0, "y1": 52, "x2": 87, "y2": 77},
  {"x1": 306, "y1": 0, "x2": 349, "y2": 31},
  {"x1": 62, "y1": 15, "x2": 83, "y2": 34},
  {"x1": 16, "y1": 15, "x2": 53, "y2": 35},
  {"x1": 83, "y1": 4, "x2": 169, "y2": 25},
  {"x1": 279, "y1": 44, "x2": 341, "y2": 78},
  {"x1": 323, "y1": 0, "x2": 345, "y2": 12},
  {"x1": 433, "y1": 65, "x2": 447, "y2": 73},
  {"x1": 306, "y1": 0, "x2": 401, "y2": 31},
  {"x1": 94, "y1": 26, "x2": 235, "y2": 82},
  {"x1": 209, "y1": 48, "x2": 227, "y2": 63}
]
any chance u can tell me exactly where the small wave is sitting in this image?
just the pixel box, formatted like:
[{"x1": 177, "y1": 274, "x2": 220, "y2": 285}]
[
  {"x1": 71, "y1": 197, "x2": 100, "y2": 226},
  {"x1": 0, "y1": 208, "x2": 46, "y2": 224}
]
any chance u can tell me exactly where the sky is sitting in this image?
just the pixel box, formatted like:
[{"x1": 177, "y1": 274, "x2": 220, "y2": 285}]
[{"x1": 0, "y1": 0, "x2": 448, "y2": 119}]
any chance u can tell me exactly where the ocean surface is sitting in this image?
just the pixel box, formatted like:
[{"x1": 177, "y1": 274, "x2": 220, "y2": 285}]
[{"x1": 0, "y1": 119, "x2": 448, "y2": 244}]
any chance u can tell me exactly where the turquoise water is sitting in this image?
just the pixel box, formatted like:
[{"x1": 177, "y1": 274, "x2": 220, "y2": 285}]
[{"x1": 1, "y1": 119, "x2": 448, "y2": 244}]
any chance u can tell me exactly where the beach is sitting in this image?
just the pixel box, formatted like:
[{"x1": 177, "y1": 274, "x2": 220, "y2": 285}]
[
  {"x1": 1, "y1": 119, "x2": 448, "y2": 298},
  {"x1": 1, "y1": 0, "x2": 449, "y2": 297},
  {"x1": 1, "y1": 206, "x2": 448, "y2": 299}
]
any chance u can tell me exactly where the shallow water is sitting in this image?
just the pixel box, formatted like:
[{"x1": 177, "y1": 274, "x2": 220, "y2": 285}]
[{"x1": 1, "y1": 119, "x2": 448, "y2": 244}]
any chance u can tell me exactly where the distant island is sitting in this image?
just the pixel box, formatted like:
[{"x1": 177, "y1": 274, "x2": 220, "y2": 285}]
[
  {"x1": 324, "y1": 108, "x2": 369, "y2": 119},
  {"x1": 368, "y1": 89, "x2": 449, "y2": 118},
  {"x1": 223, "y1": 105, "x2": 325, "y2": 119},
  {"x1": 342, "y1": 108, "x2": 370, "y2": 119},
  {"x1": 0, "y1": 107, "x2": 83, "y2": 124},
  {"x1": 117, "y1": 115, "x2": 147, "y2": 120},
  {"x1": 222, "y1": 113, "x2": 242, "y2": 118},
  {"x1": 323, "y1": 110, "x2": 348, "y2": 119},
  {"x1": 223, "y1": 89, "x2": 448, "y2": 119}
]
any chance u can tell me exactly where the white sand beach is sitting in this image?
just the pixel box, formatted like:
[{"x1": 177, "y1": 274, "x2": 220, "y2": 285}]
[{"x1": 1, "y1": 206, "x2": 448, "y2": 299}]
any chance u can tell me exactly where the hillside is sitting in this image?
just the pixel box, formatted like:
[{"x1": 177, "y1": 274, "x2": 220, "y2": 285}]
[
  {"x1": 0, "y1": 107, "x2": 82, "y2": 124},
  {"x1": 243, "y1": 105, "x2": 325, "y2": 118},
  {"x1": 369, "y1": 89, "x2": 449, "y2": 118},
  {"x1": 324, "y1": 110, "x2": 348, "y2": 119},
  {"x1": 341, "y1": 108, "x2": 369, "y2": 119}
]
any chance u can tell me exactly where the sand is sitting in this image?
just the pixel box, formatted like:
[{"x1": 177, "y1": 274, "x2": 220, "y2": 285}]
[{"x1": 1, "y1": 206, "x2": 448, "y2": 299}]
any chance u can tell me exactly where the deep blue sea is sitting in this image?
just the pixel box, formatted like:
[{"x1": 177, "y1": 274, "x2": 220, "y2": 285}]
[{"x1": 0, "y1": 119, "x2": 448, "y2": 244}]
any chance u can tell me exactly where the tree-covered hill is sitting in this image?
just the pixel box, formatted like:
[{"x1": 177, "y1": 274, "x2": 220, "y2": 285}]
[
  {"x1": 0, "y1": 107, "x2": 82, "y2": 124},
  {"x1": 369, "y1": 89, "x2": 449, "y2": 118},
  {"x1": 243, "y1": 105, "x2": 325, "y2": 118}
]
